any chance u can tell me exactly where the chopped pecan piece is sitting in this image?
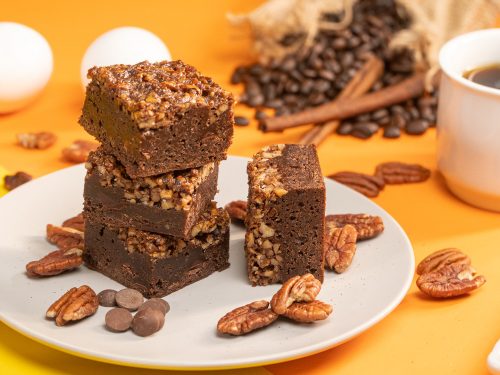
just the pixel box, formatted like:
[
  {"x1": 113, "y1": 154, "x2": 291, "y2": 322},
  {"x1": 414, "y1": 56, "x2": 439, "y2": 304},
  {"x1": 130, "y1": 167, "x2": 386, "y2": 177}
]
[
  {"x1": 62, "y1": 140, "x2": 99, "y2": 163},
  {"x1": 375, "y1": 162, "x2": 430, "y2": 184},
  {"x1": 270, "y1": 274, "x2": 322, "y2": 315},
  {"x1": 62, "y1": 213, "x2": 85, "y2": 232},
  {"x1": 225, "y1": 200, "x2": 247, "y2": 223},
  {"x1": 26, "y1": 248, "x2": 83, "y2": 277},
  {"x1": 416, "y1": 248, "x2": 471, "y2": 276},
  {"x1": 282, "y1": 300, "x2": 333, "y2": 323},
  {"x1": 325, "y1": 213, "x2": 384, "y2": 240},
  {"x1": 46, "y1": 225, "x2": 84, "y2": 251},
  {"x1": 4, "y1": 171, "x2": 32, "y2": 191},
  {"x1": 328, "y1": 171, "x2": 385, "y2": 198},
  {"x1": 46, "y1": 285, "x2": 99, "y2": 326},
  {"x1": 217, "y1": 300, "x2": 278, "y2": 336},
  {"x1": 16, "y1": 132, "x2": 57, "y2": 149},
  {"x1": 416, "y1": 263, "x2": 486, "y2": 298},
  {"x1": 324, "y1": 224, "x2": 357, "y2": 273}
]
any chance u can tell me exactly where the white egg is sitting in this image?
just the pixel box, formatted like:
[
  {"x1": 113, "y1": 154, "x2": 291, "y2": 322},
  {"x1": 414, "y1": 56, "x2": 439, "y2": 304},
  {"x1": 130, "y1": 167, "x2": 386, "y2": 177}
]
[
  {"x1": 0, "y1": 22, "x2": 53, "y2": 113},
  {"x1": 81, "y1": 27, "x2": 171, "y2": 88}
]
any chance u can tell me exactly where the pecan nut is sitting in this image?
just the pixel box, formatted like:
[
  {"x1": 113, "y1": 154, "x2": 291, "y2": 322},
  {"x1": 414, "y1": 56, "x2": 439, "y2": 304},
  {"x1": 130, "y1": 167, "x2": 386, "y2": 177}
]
[
  {"x1": 282, "y1": 300, "x2": 333, "y2": 323},
  {"x1": 225, "y1": 200, "x2": 247, "y2": 223},
  {"x1": 270, "y1": 274, "x2": 322, "y2": 315},
  {"x1": 416, "y1": 248, "x2": 471, "y2": 275},
  {"x1": 217, "y1": 300, "x2": 278, "y2": 335},
  {"x1": 62, "y1": 140, "x2": 99, "y2": 163},
  {"x1": 325, "y1": 213, "x2": 384, "y2": 241},
  {"x1": 62, "y1": 213, "x2": 85, "y2": 232},
  {"x1": 26, "y1": 248, "x2": 83, "y2": 277},
  {"x1": 375, "y1": 162, "x2": 430, "y2": 184},
  {"x1": 46, "y1": 225, "x2": 84, "y2": 251},
  {"x1": 46, "y1": 285, "x2": 99, "y2": 326},
  {"x1": 416, "y1": 263, "x2": 486, "y2": 298},
  {"x1": 4, "y1": 171, "x2": 32, "y2": 191},
  {"x1": 16, "y1": 132, "x2": 57, "y2": 149},
  {"x1": 324, "y1": 224, "x2": 357, "y2": 273},
  {"x1": 328, "y1": 171, "x2": 385, "y2": 198}
]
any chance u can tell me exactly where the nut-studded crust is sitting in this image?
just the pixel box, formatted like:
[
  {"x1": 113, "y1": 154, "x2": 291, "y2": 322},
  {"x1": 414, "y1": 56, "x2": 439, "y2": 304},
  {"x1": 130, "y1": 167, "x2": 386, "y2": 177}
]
[
  {"x1": 375, "y1": 162, "x2": 430, "y2": 184},
  {"x1": 328, "y1": 171, "x2": 385, "y2": 198},
  {"x1": 324, "y1": 224, "x2": 357, "y2": 273},
  {"x1": 46, "y1": 285, "x2": 99, "y2": 326},
  {"x1": 270, "y1": 274, "x2": 322, "y2": 315},
  {"x1": 217, "y1": 300, "x2": 279, "y2": 336},
  {"x1": 325, "y1": 213, "x2": 384, "y2": 241},
  {"x1": 416, "y1": 248, "x2": 471, "y2": 275},
  {"x1": 282, "y1": 300, "x2": 333, "y2": 323},
  {"x1": 46, "y1": 225, "x2": 84, "y2": 251},
  {"x1": 26, "y1": 248, "x2": 83, "y2": 277}
]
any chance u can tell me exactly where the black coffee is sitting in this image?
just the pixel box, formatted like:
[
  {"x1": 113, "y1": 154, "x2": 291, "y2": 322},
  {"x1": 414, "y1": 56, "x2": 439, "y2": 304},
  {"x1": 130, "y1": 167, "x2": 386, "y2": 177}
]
[{"x1": 464, "y1": 64, "x2": 500, "y2": 89}]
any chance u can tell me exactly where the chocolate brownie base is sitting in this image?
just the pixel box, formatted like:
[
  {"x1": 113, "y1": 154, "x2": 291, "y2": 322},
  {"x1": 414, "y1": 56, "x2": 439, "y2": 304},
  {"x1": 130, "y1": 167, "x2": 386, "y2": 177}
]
[
  {"x1": 79, "y1": 60, "x2": 234, "y2": 177},
  {"x1": 84, "y1": 149, "x2": 218, "y2": 237},
  {"x1": 245, "y1": 144, "x2": 325, "y2": 286}
]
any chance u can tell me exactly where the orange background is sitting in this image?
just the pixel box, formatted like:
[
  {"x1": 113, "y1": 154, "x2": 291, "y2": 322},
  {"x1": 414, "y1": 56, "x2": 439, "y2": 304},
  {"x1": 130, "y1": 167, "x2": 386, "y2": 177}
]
[{"x1": 1, "y1": 1, "x2": 499, "y2": 374}]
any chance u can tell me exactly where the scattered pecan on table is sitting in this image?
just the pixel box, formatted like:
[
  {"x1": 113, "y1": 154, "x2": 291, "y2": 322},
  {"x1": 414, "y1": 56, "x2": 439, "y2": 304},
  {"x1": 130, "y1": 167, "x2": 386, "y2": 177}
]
[
  {"x1": 4, "y1": 171, "x2": 32, "y2": 191},
  {"x1": 62, "y1": 213, "x2": 85, "y2": 232},
  {"x1": 62, "y1": 140, "x2": 99, "y2": 163},
  {"x1": 26, "y1": 248, "x2": 83, "y2": 277},
  {"x1": 16, "y1": 132, "x2": 57, "y2": 149},
  {"x1": 217, "y1": 300, "x2": 278, "y2": 336},
  {"x1": 270, "y1": 273, "x2": 322, "y2": 315},
  {"x1": 324, "y1": 224, "x2": 357, "y2": 273},
  {"x1": 328, "y1": 171, "x2": 385, "y2": 198},
  {"x1": 46, "y1": 285, "x2": 99, "y2": 326},
  {"x1": 46, "y1": 224, "x2": 84, "y2": 251},
  {"x1": 375, "y1": 162, "x2": 430, "y2": 184},
  {"x1": 281, "y1": 300, "x2": 333, "y2": 323},
  {"x1": 224, "y1": 200, "x2": 247, "y2": 223},
  {"x1": 325, "y1": 213, "x2": 384, "y2": 241},
  {"x1": 416, "y1": 248, "x2": 471, "y2": 275}
]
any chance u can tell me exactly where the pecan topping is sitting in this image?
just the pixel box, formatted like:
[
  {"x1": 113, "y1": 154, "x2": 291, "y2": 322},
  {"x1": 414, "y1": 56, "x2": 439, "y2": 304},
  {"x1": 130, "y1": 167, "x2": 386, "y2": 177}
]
[
  {"x1": 375, "y1": 162, "x2": 430, "y2": 184},
  {"x1": 16, "y1": 132, "x2": 57, "y2": 149},
  {"x1": 4, "y1": 171, "x2": 32, "y2": 191},
  {"x1": 62, "y1": 213, "x2": 85, "y2": 232},
  {"x1": 217, "y1": 300, "x2": 278, "y2": 336},
  {"x1": 282, "y1": 300, "x2": 333, "y2": 323},
  {"x1": 62, "y1": 140, "x2": 99, "y2": 163},
  {"x1": 325, "y1": 213, "x2": 384, "y2": 240},
  {"x1": 46, "y1": 285, "x2": 99, "y2": 326},
  {"x1": 416, "y1": 248, "x2": 471, "y2": 276},
  {"x1": 270, "y1": 274, "x2": 322, "y2": 315},
  {"x1": 26, "y1": 248, "x2": 83, "y2": 277},
  {"x1": 46, "y1": 225, "x2": 84, "y2": 251},
  {"x1": 328, "y1": 171, "x2": 385, "y2": 198},
  {"x1": 416, "y1": 263, "x2": 486, "y2": 298},
  {"x1": 324, "y1": 224, "x2": 357, "y2": 273},
  {"x1": 225, "y1": 200, "x2": 247, "y2": 223}
]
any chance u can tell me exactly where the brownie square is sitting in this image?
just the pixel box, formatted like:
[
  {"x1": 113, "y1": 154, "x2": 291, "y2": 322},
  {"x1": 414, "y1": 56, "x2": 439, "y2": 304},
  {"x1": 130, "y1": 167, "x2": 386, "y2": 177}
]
[
  {"x1": 245, "y1": 144, "x2": 325, "y2": 286},
  {"x1": 83, "y1": 205, "x2": 230, "y2": 298},
  {"x1": 79, "y1": 60, "x2": 234, "y2": 177},
  {"x1": 83, "y1": 148, "x2": 218, "y2": 237}
]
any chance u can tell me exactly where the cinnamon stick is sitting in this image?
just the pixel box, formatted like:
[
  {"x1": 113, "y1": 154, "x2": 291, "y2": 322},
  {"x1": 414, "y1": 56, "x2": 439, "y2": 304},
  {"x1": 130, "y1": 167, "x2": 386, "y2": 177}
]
[
  {"x1": 299, "y1": 54, "x2": 384, "y2": 145},
  {"x1": 261, "y1": 72, "x2": 426, "y2": 133}
]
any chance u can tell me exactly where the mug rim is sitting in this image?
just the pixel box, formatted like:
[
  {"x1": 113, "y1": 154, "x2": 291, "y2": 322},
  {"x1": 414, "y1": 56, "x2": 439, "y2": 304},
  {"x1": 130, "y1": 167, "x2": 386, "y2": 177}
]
[{"x1": 439, "y1": 28, "x2": 500, "y2": 97}]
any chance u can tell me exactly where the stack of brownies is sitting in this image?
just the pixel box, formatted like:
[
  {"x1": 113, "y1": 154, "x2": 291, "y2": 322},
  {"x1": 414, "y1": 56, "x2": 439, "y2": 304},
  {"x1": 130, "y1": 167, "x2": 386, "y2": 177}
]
[{"x1": 78, "y1": 60, "x2": 234, "y2": 297}]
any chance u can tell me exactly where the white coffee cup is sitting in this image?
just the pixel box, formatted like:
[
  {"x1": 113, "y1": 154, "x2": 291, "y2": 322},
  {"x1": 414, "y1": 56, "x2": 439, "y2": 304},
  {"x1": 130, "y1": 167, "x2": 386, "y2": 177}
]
[{"x1": 437, "y1": 28, "x2": 500, "y2": 212}]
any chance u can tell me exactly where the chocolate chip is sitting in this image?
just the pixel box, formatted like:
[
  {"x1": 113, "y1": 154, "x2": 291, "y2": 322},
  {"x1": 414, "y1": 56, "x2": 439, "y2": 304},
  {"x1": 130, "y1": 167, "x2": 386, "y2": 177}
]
[
  {"x1": 234, "y1": 116, "x2": 250, "y2": 126},
  {"x1": 115, "y1": 288, "x2": 144, "y2": 311},
  {"x1": 132, "y1": 307, "x2": 165, "y2": 337},
  {"x1": 139, "y1": 298, "x2": 170, "y2": 315},
  {"x1": 105, "y1": 308, "x2": 133, "y2": 332},
  {"x1": 98, "y1": 289, "x2": 117, "y2": 307},
  {"x1": 406, "y1": 119, "x2": 429, "y2": 135}
]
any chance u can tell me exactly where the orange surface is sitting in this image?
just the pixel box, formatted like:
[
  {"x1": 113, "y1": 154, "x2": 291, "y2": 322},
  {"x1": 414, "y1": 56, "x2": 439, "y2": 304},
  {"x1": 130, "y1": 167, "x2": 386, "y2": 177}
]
[{"x1": 1, "y1": 1, "x2": 499, "y2": 374}]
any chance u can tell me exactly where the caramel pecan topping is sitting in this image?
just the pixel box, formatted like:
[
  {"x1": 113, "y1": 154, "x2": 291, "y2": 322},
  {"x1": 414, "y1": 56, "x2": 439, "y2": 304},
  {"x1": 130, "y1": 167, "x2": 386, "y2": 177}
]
[
  {"x1": 325, "y1": 213, "x2": 384, "y2": 241},
  {"x1": 225, "y1": 200, "x2": 247, "y2": 222},
  {"x1": 416, "y1": 263, "x2": 486, "y2": 298},
  {"x1": 26, "y1": 248, "x2": 83, "y2": 277},
  {"x1": 270, "y1": 274, "x2": 322, "y2": 315},
  {"x1": 46, "y1": 225, "x2": 84, "y2": 251},
  {"x1": 328, "y1": 171, "x2": 385, "y2": 198},
  {"x1": 4, "y1": 171, "x2": 32, "y2": 191},
  {"x1": 217, "y1": 300, "x2": 278, "y2": 336},
  {"x1": 16, "y1": 132, "x2": 57, "y2": 149},
  {"x1": 324, "y1": 224, "x2": 357, "y2": 273},
  {"x1": 46, "y1": 285, "x2": 98, "y2": 326},
  {"x1": 62, "y1": 213, "x2": 85, "y2": 232},
  {"x1": 416, "y1": 248, "x2": 471, "y2": 276},
  {"x1": 375, "y1": 162, "x2": 430, "y2": 184},
  {"x1": 62, "y1": 140, "x2": 99, "y2": 163},
  {"x1": 282, "y1": 300, "x2": 333, "y2": 323}
]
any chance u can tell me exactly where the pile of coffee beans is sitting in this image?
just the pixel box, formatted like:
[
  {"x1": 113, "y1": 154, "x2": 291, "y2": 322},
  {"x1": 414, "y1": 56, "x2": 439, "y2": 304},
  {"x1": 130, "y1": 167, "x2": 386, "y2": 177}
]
[{"x1": 231, "y1": 0, "x2": 438, "y2": 139}]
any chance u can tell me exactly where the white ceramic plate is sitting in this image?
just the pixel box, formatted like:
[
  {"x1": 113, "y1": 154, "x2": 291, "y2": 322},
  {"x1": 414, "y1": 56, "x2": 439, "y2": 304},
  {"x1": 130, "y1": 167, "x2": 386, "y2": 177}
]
[{"x1": 0, "y1": 156, "x2": 414, "y2": 370}]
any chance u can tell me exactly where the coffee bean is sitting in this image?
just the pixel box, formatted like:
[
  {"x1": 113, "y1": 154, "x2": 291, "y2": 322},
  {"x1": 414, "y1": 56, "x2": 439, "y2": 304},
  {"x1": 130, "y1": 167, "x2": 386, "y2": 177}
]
[
  {"x1": 255, "y1": 110, "x2": 267, "y2": 120},
  {"x1": 132, "y1": 308, "x2": 165, "y2": 337},
  {"x1": 115, "y1": 289, "x2": 144, "y2": 311},
  {"x1": 98, "y1": 289, "x2": 117, "y2": 307},
  {"x1": 371, "y1": 108, "x2": 389, "y2": 121},
  {"x1": 139, "y1": 298, "x2": 170, "y2": 315},
  {"x1": 336, "y1": 122, "x2": 354, "y2": 135},
  {"x1": 351, "y1": 122, "x2": 379, "y2": 139},
  {"x1": 406, "y1": 119, "x2": 429, "y2": 135},
  {"x1": 391, "y1": 113, "x2": 407, "y2": 129},
  {"x1": 383, "y1": 125, "x2": 401, "y2": 138},
  {"x1": 234, "y1": 116, "x2": 250, "y2": 126},
  {"x1": 105, "y1": 308, "x2": 133, "y2": 332}
]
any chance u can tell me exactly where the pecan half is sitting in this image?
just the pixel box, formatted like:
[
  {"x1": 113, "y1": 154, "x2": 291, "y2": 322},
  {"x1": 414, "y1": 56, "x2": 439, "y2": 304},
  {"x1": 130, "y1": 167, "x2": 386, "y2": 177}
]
[
  {"x1": 4, "y1": 171, "x2": 32, "y2": 191},
  {"x1": 62, "y1": 213, "x2": 85, "y2": 232},
  {"x1": 416, "y1": 248, "x2": 471, "y2": 275},
  {"x1": 325, "y1": 213, "x2": 384, "y2": 241},
  {"x1": 282, "y1": 300, "x2": 333, "y2": 323},
  {"x1": 270, "y1": 274, "x2": 322, "y2": 315},
  {"x1": 46, "y1": 225, "x2": 84, "y2": 251},
  {"x1": 17, "y1": 132, "x2": 57, "y2": 149},
  {"x1": 225, "y1": 200, "x2": 247, "y2": 223},
  {"x1": 26, "y1": 248, "x2": 83, "y2": 277},
  {"x1": 416, "y1": 264, "x2": 486, "y2": 298},
  {"x1": 375, "y1": 162, "x2": 430, "y2": 184},
  {"x1": 46, "y1": 285, "x2": 99, "y2": 326},
  {"x1": 328, "y1": 171, "x2": 385, "y2": 198},
  {"x1": 217, "y1": 300, "x2": 278, "y2": 335},
  {"x1": 62, "y1": 140, "x2": 98, "y2": 163},
  {"x1": 324, "y1": 224, "x2": 357, "y2": 273}
]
